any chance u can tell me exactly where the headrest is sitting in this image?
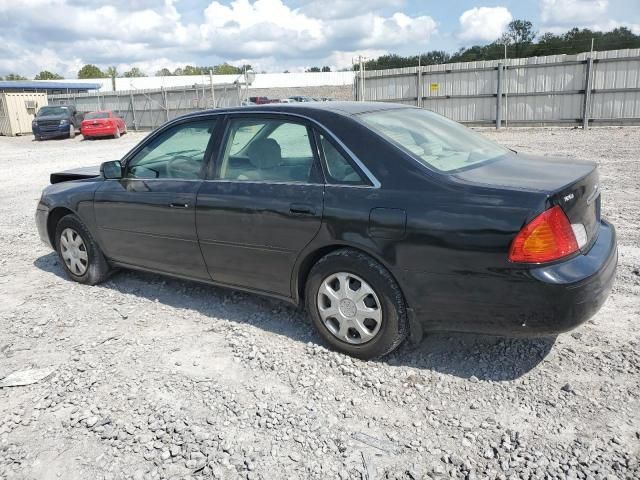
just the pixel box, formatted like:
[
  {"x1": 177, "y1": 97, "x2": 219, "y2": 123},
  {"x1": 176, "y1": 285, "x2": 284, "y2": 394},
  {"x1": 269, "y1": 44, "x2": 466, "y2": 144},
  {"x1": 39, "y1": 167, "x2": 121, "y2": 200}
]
[{"x1": 247, "y1": 138, "x2": 281, "y2": 169}]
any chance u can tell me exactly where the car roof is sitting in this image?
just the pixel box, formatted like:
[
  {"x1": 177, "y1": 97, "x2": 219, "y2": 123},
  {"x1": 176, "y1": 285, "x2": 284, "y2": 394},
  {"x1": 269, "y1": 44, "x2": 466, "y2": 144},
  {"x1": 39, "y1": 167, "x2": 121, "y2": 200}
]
[{"x1": 182, "y1": 101, "x2": 410, "y2": 120}]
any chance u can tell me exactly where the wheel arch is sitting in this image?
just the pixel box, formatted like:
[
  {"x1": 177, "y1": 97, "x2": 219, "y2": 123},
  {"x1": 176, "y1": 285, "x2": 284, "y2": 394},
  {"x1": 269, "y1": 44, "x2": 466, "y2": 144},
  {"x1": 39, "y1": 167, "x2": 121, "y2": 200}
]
[
  {"x1": 47, "y1": 206, "x2": 76, "y2": 247},
  {"x1": 293, "y1": 243, "x2": 409, "y2": 310}
]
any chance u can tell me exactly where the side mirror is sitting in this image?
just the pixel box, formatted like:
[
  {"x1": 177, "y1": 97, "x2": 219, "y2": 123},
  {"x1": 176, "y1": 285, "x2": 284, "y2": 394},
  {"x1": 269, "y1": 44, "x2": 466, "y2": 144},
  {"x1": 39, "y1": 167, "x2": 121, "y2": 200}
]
[{"x1": 100, "y1": 160, "x2": 123, "y2": 179}]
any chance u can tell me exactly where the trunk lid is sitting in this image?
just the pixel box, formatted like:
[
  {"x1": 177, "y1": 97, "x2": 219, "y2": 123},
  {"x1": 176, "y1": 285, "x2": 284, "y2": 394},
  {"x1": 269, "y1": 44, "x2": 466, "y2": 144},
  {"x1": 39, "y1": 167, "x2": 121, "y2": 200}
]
[
  {"x1": 82, "y1": 118, "x2": 111, "y2": 128},
  {"x1": 454, "y1": 152, "x2": 601, "y2": 250}
]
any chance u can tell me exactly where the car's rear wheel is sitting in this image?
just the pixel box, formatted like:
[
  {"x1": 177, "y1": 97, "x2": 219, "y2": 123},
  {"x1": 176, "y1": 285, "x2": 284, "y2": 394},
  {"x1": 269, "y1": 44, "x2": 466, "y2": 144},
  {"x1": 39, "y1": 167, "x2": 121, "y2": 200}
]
[
  {"x1": 55, "y1": 214, "x2": 111, "y2": 285},
  {"x1": 305, "y1": 249, "x2": 408, "y2": 359}
]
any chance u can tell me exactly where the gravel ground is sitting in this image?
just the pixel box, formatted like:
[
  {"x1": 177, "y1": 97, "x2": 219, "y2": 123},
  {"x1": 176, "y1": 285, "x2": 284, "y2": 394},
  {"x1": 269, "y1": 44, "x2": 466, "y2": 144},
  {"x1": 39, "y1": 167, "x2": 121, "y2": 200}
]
[{"x1": 0, "y1": 127, "x2": 639, "y2": 480}]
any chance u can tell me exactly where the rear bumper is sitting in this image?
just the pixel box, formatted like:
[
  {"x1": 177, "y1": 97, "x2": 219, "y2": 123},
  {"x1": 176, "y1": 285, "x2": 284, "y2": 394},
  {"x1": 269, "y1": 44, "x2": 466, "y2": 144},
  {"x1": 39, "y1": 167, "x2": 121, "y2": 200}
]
[
  {"x1": 35, "y1": 202, "x2": 52, "y2": 248},
  {"x1": 33, "y1": 124, "x2": 72, "y2": 139},
  {"x1": 82, "y1": 126, "x2": 116, "y2": 137},
  {"x1": 405, "y1": 220, "x2": 618, "y2": 336}
]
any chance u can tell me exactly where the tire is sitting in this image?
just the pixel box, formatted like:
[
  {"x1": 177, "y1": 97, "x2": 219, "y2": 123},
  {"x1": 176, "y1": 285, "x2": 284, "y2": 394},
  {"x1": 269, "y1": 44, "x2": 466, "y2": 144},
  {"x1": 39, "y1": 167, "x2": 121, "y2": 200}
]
[
  {"x1": 68, "y1": 124, "x2": 75, "y2": 139},
  {"x1": 305, "y1": 249, "x2": 408, "y2": 360},
  {"x1": 54, "y1": 214, "x2": 111, "y2": 285},
  {"x1": 114, "y1": 127, "x2": 121, "y2": 139}
]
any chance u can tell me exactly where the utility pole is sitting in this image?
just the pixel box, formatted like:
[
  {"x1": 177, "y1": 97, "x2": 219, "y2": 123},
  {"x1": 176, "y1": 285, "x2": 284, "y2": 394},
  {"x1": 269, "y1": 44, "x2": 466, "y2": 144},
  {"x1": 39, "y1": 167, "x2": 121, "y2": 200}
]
[
  {"x1": 209, "y1": 69, "x2": 216, "y2": 108},
  {"x1": 359, "y1": 55, "x2": 364, "y2": 102}
]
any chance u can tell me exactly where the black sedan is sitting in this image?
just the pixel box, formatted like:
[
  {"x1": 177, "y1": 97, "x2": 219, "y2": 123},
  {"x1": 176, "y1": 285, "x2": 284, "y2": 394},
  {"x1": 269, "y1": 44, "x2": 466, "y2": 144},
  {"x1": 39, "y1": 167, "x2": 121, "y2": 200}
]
[{"x1": 35, "y1": 102, "x2": 617, "y2": 359}]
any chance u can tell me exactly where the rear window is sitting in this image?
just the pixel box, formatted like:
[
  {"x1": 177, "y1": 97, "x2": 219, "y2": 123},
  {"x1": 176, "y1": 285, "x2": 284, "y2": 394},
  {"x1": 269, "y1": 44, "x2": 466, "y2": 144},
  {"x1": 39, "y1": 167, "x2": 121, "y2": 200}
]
[
  {"x1": 85, "y1": 112, "x2": 110, "y2": 119},
  {"x1": 358, "y1": 108, "x2": 508, "y2": 173}
]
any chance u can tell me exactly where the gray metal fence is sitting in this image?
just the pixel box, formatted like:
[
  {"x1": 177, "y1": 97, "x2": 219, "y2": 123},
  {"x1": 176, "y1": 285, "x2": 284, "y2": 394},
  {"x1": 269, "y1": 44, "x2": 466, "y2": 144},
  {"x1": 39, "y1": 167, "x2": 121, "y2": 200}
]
[
  {"x1": 48, "y1": 83, "x2": 242, "y2": 130},
  {"x1": 355, "y1": 48, "x2": 640, "y2": 127}
]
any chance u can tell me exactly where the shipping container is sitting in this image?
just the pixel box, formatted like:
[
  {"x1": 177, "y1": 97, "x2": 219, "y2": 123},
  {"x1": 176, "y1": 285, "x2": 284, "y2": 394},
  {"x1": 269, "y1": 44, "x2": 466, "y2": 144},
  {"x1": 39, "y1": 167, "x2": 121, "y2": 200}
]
[{"x1": 0, "y1": 92, "x2": 48, "y2": 136}]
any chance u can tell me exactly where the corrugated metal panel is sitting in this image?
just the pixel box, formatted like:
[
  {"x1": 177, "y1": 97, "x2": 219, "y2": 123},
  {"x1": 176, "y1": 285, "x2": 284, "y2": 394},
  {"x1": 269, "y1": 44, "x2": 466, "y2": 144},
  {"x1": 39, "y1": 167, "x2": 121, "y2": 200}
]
[
  {"x1": 49, "y1": 84, "x2": 241, "y2": 130},
  {"x1": 360, "y1": 48, "x2": 640, "y2": 125},
  {"x1": 425, "y1": 97, "x2": 495, "y2": 122}
]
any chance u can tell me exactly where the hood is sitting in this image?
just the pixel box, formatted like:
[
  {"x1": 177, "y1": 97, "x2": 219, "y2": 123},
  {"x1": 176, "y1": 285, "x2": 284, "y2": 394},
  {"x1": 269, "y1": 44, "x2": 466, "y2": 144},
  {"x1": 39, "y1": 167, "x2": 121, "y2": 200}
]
[
  {"x1": 35, "y1": 114, "x2": 69, "y2": 122},
  {"x1": 452, "y1": 152, "x2": 596, "y2": 193}
]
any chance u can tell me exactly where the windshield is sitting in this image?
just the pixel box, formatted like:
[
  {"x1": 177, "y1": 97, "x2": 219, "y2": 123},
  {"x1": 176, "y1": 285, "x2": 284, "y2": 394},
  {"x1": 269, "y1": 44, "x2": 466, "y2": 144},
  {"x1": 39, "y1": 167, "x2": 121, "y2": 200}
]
[
  {"x1": 85, "y1": 112, "x2": 109, "y2": 119},
  {"x1": 359, "y1": 108, "x2": 509, "y2": 173},
  {"x1": 37, "y1": 106, "x2": 68, "y2": 117}
]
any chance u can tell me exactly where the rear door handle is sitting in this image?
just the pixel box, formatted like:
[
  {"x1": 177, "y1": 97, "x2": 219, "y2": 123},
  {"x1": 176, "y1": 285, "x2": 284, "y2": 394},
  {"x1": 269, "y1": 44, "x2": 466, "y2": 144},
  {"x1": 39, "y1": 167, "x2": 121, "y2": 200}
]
[
  {"x1": 169, "y1": 202, "x2": 190, "y2": 209},
  {"x1": 289, "y1": 203, "x2": 315, "y2": 215}
]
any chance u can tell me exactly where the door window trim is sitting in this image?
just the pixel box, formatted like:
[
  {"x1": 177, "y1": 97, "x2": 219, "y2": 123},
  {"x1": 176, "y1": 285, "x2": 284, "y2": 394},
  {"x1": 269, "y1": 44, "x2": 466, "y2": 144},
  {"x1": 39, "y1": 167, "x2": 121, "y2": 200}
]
[
  {"x1": 115, "y1": 110, "x2": 380, "y2": 188},
  {"x1": 209, "y1": 113, "x2": 325, "y2": 185}
]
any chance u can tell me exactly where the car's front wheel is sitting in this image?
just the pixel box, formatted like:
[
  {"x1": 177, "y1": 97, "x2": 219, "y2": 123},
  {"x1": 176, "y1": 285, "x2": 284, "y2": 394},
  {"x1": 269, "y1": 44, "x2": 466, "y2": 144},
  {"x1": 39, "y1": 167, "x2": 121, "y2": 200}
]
[
  {"x1": 305, "y1": 249, "x2": 408, "y2": 359},
  {"x1": 55, "y1": 214, "x2": 111, "y2": 285},
  {"x1": 68, "y1": 124, "x2": 75, "y2": 139}
]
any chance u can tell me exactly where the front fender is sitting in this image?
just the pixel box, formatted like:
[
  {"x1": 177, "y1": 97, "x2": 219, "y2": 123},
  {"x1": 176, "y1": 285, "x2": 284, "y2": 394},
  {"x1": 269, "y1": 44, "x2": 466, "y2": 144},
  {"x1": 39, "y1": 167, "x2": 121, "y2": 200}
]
[{"x1": 39, "y1": 179, "x2": 102, "y2": 249}]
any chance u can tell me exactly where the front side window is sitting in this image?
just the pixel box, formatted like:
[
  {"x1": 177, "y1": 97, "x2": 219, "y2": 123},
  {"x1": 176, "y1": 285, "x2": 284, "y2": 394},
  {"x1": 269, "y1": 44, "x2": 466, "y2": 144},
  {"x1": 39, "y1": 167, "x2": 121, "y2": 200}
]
[
  {"x1": 359, "y1": 108, "x2": 509, "y2": 173},
  {"x1": 126, "y1": 120, "x2": 216, "y2": 179},
  {"x1": 218, "y1": 118, "x2": 315, "y2": 183}
]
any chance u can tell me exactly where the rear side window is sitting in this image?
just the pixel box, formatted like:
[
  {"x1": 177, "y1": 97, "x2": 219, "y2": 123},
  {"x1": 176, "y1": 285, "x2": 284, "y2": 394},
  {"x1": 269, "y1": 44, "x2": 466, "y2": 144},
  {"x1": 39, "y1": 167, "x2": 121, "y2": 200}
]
[
  {"x1": 318, "y1": 133, "x2": 367, "y2": 185},
  {"x1": 218, "y1": 118, "x2": 316, "y2": 183}
]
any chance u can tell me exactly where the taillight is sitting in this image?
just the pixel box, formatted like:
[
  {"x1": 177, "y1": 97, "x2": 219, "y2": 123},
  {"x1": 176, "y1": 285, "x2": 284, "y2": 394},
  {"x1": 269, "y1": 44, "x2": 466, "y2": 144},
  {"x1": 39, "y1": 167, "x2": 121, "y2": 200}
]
[{"x1": 509, "y1": 206, "x2": 579, "y2": 263}]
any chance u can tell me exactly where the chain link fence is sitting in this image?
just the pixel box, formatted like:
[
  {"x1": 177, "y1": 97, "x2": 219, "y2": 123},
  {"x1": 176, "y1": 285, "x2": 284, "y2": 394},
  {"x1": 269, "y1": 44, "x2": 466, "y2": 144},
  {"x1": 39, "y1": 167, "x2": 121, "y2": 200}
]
[{"x1": 48, "y1": 83, "x2": 242, "y2": 130}]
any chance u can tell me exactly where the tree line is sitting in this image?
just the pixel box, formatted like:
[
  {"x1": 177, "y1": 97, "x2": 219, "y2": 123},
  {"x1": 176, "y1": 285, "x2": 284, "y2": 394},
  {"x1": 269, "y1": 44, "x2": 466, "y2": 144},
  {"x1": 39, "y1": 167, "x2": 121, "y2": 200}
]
[
  {"x1": 358, "y1": 22, "x2": 640, "y2": 70},
  {"x1": 2, "y1": 21, "x2": 639, "y2": 81}
]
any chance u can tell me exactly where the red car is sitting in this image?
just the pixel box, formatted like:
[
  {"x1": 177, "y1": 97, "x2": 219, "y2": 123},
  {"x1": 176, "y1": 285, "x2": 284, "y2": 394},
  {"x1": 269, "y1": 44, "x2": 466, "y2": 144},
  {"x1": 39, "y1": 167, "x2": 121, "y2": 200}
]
[{"x1": 81, "y1": 111, "x2": 127, "y2": 139}]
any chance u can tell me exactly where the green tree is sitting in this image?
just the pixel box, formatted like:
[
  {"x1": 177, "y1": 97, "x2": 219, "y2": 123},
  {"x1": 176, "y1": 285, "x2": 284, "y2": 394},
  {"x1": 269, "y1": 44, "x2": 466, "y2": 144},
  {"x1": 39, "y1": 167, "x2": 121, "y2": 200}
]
[
  {"x1": 306, "y1": 66, "x2": 321, "y2": 72},
  {"x1": 4, "y1": 73, "x2": 28, "y2": 80},
  {"x1": 213, "y1": 63, "x2": 242, "y2": 74},
  {"x1": 173, "y1": 67, "x2": 184, "y2": 76},
  {"x1": 358, "y1": 22, "x2": 640, "y2": 70},
  {"x1": 123, "y1": 67, "x2": 147, "y2": 77},
  {"x1": 78, "y1": 64, "x2": 105, "y2": 79},
  {"x1": 500, "y1": 19, "x2": 536, "y2": 57},
  {"x1": 155, "y1": 68, "x2": 172, "y2": 77},
  {"x1": 182, "y1": 65, "x2": 202, "y2": 75},
  {"x1": 34, "y1": 70, "x2": 63, "y2": 80},
  {"x1": 321, "y1": 66, "x2": 331, "y2": 72}
]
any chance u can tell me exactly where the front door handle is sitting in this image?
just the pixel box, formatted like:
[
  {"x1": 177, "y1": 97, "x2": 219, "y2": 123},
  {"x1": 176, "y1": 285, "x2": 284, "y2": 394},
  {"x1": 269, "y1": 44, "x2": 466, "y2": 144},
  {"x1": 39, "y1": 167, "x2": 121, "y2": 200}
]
[
  {"x1": 169, "y1": 202, "x2": 190, "y2": 209},
  {"x1": 289, "y1": 203, "x2": 315, "y2": 215}
]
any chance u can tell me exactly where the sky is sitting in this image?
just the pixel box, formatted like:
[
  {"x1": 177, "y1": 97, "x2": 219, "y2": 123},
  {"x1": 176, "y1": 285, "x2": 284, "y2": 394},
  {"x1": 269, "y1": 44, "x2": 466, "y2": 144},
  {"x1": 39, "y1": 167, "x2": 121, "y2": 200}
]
[{"x1": 0, "y1": 0, "x2": 639, "y2": 78}]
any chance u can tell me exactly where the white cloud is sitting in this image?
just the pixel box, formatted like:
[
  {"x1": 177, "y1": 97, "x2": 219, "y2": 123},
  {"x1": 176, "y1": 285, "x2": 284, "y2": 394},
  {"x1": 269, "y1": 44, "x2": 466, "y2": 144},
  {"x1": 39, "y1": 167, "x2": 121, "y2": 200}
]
[
  {"x1": 458, "y1": 6, "x2": 513, "y2": 43},
  {"x1": 0, "y1": 0, "x2": 439, "y2": 77},
  {"x1": 299, "y1": 0, "x2": 405, "y2": 20},
  {"x1": 540, "y1": 0, "x2": 608, "y2": 25}
]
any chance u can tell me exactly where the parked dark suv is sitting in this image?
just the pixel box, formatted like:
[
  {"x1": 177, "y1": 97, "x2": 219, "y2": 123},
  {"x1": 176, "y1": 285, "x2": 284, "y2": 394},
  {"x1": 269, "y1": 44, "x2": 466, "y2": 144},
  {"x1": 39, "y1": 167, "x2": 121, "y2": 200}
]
[{"x1": 32, "y1": 105, "x2": 82, "y2": 140}]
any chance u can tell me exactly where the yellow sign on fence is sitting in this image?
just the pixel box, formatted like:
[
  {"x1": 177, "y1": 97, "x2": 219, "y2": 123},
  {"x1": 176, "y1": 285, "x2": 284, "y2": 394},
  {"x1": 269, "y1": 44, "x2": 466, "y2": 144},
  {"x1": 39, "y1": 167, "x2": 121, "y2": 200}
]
[{"x1": 430, "y1": 83, "x2": 439, "y2": 93}]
